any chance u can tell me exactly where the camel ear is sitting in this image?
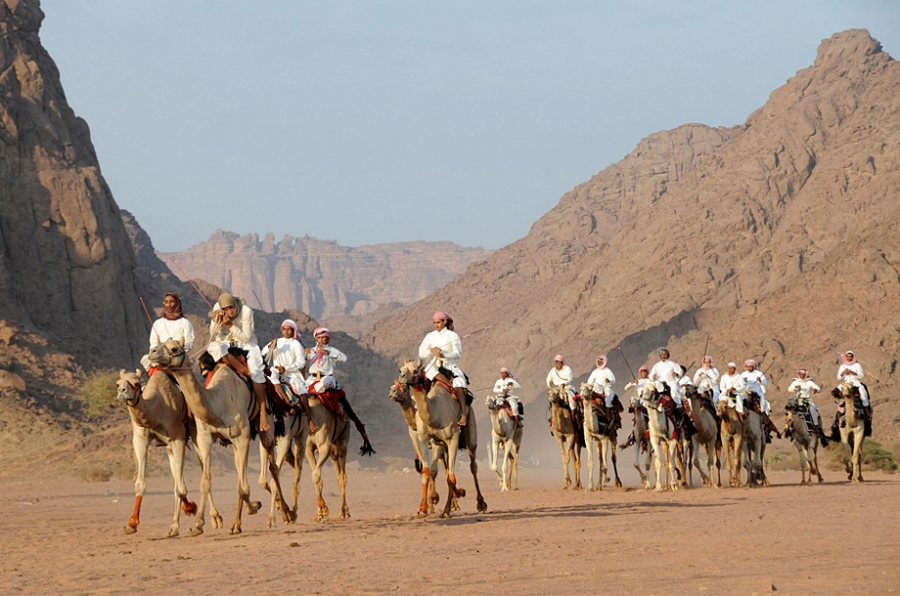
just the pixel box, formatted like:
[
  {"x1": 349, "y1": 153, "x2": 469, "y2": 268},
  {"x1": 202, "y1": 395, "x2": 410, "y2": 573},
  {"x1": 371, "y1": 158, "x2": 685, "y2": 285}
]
[
  {"x1": 135, "y1": 368, "x2": 143, "y2": 378},
  {"x1": 177, "y1": 339, "x2": 184, "y2": 348},
  {"x1": 415, "y1": 359, "x2": 422, "y2": 368},
  {"x1": 119, "y1": 368, "x2": 126, "y2": 379}
]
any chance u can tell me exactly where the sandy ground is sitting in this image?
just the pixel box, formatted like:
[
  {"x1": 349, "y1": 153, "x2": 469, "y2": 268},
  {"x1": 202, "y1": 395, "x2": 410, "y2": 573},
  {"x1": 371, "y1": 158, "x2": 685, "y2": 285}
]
[{"x1": 0, "y1": 455, "x2": 898, "y2": 596}]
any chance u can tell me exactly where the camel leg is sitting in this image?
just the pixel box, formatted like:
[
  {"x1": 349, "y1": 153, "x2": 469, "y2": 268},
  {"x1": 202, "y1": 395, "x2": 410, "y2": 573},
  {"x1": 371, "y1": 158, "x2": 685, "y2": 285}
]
[
  {"x1": 308, "y1": 435, "x2": 333, "y2": 522},
  {"x1": 440, "y1": 434, "x2": 465, "y2": 519},
  {"x1": 500, "y1": 442, "x2": 511, "y2": 492},
  {"x1": 609, "y1": 439, "x2": 623, "y2": 488},
  {"x1": 490, "y1": 433, "x2": 504, "y2": 488},
  {"x1": 669, "y1": 442, "x2": 680, "y2": 492},
  {"x1": 798, "y1": 443, "x2": 809, "y2": 485},
  {"x1": 465, "y1": 424, "x2": 487, "y2": 513},
  {"x1": 555, "y1": 434, "x2": 571, "y2": 489},
  {"x1": 852, "y1": 434, "x2": 865, "y2": 483},
  {"x1": 510, "y1": 441, "x2": 520, "y2": 491},
  {"x1": 229, "y1": 436, "x2": 260, "y2": 535},
  {"x1": 811, "y1": 440, "x2": 823, "y2": 483},
  {"x1": 571, "y1": 439, "x2": 583, "y2": 491},
  {"x1": 166, "y1": 439, "x2": 195, "y2": 538},
  {"x1": 262, "y1": 433, "x2": 294, "y2": 525},
  {"x1": 651, "y1": 437, "x2": 664, "y2": 492},
  {"x1": 291, "y1": 435, "x2": 305, "y2": 513},
  {"x1": 333, "y1": 450, "x2": 350, "y2": 519},
  {"x1": 584, "y1": 436, "x2": 596, "y2": 491},
  {"x1": 124, "y1": 427, "x2": 150, "y2": 535},
  {"x1": 188, "y1": 430, "x2": 213, "y2": 537},
  {"x1": 692, "y1": 437, "x2": 709, "y2": 487},
  {"x1": 634, "y1": 433, "x2": 650, "y2": 489}
]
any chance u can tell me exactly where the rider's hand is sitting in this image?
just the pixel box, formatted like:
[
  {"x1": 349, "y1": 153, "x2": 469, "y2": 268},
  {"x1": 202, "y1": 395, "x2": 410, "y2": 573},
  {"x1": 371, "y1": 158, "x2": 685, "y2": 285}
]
[{"x1": 430, "y1": 347, "x2": 442, "y2": 358}]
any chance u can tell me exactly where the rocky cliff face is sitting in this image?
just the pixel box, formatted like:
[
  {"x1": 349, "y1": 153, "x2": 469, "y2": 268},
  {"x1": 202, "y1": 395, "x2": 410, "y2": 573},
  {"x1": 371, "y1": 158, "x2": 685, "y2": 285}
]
[
  {"x1": 366, "y1": 30, "x2": 900, "y2": 440},
  {"x1": 161, "y1": 232, "x2": 492, "y2": 337},
  {"x1": 0, "y1": 0, "x2": 143, "y2": 362}
]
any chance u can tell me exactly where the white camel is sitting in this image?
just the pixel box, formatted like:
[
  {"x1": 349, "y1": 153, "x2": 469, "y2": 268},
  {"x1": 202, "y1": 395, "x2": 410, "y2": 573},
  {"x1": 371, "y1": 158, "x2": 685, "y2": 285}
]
[
  {"x1": 684, "y1": 383, "x2": 721, "y2": 488},
  {"x1": 116, "y1": 369, "x2": 197, "y2": 537},
  {"x1": 640, "y1": 382, "x2": 680, "y2": 492},
  {"x1": 743, "y1": 391, "x2": 769, "y2": 487},
  {"x1": 304, "y1": 391, "x2": 352, "y2": 521},
  {"x1": 149, "y1": 339, "x2": 293, "y2": 535},
  {"x1": 717, "y1": 396, "x2": 745, "y2": 488},
  {"x1": 396, "y1": 360, "x2": 487, "y2": 518},
  {"x1": 624, "y1": 393, "x2": 653, "y2": 489},
  {"x1": 485, "y1": 396, "x2": 522, "y2": 492}
]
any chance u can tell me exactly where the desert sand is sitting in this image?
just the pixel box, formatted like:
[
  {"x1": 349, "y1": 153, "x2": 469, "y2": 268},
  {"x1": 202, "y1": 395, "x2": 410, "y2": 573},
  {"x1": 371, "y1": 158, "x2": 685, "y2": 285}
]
[{"x1": 0, "y1": 458, "x2": 897, "y2": 596}]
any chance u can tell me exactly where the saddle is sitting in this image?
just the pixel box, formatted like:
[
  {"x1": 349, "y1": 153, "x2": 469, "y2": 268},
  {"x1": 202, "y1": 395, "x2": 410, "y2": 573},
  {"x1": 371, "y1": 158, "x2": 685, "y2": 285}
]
[
  {"x1": 309, "y1": 387, "x2": 346, "y2": 420},
  {"x1": 656, "y1": 394, "x2": 680, "y2": 440}
]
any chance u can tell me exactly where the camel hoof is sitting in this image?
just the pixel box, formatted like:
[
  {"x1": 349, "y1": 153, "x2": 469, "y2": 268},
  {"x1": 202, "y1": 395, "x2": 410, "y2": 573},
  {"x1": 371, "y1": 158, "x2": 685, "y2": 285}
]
[
  {"x1": 122, "y1": 525, "x2": 137, "y2": 535},
  {"x1": 417, "y1": 511, "x2": 428, "y2": 518},
  {"x1": 615, "y1": 481, "x2": 623, "y2": 488},
  {"x1": 477, "y1": 499, "x2": 487, "y2": 513},
  {"x1": 266, "y1": 519, "x2": 276, "y2": 529},
  {"x1": 654, "y1": 487, "x2": 663, "y2": 493},
  {"x1": 439, "y1": 512, "x2": 450, "y2": 519},
  {"x1": 186, "y1": 527, "x2": 204, "y2": 537},
  {"x1": 211, "y1": 515, "x2": 224, "y2": 529},
  {"x1": 167, "y1": 527, "x2": 179, "y2": 538},
  {"x1": 229, "y1": 527, "x2": 242, "y2": 535},
  {"x1": 341, "y1": 511, "x2": 351, "y2": 519}
]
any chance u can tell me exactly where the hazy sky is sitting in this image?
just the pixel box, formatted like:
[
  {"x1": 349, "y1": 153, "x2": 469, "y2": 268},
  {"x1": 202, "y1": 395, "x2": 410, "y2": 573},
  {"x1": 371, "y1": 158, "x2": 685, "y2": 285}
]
[{"x1": 40, "y1": 1, "x2": 900, "y2": 252}]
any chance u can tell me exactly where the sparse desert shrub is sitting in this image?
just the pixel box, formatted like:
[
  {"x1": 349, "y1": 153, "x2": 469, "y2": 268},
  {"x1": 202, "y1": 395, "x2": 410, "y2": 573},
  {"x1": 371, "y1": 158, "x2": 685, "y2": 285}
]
[
  {"x1": 824, "y1": 439, "x2": 898, "y2": 474},
  {"x1": 77, "y1": 369, "x2": 124, "y2": 419}
]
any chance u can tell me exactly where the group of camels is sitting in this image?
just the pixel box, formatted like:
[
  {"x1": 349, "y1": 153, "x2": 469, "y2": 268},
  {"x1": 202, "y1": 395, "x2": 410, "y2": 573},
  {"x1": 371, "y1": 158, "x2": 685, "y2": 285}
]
[
  {"x1": 545, "y1": 378, "x2": 868, "y2": 492},
  {"x1": 116, "y1": 342, "x2": 869, "y2": 536},
  {"x1": 115, "y1": 338, "x2": 355, "y2": 537}
]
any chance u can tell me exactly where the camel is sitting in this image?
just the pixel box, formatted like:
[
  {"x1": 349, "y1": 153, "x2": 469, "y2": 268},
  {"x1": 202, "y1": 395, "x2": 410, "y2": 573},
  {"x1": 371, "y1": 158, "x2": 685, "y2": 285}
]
[
  {"x1": 115, "y1": 369, "x2": 197, "y2": 536},
  {"x1": 304, "y1": 391, "x2": 352, "y2": 521},
  {"x1": 486, "y1": 396, "x2": 522, "y2": 492},
  {"x1": 683, "y1": 384, "x2": 721, "y2": 488},
  {"x1": 833, "y1": 381, "x2": 866, "y2": 483},
  {"x1": 257, "y1": 408, "x2": 310, "y2": 528},
  {"x1": 784, "y1": 392, "x2": 823, "y2": 485},
  {"x1": 742, "y1": 392, "x2": 769, "y2": 487},
  {"x1": 623, "y1": 391, "x2": 653, "y2": 489},
  {"x1": 639, "y1": 382, "x2": 680, "y2": 492},
  {"x1": 396, "y1": 360, "x2": 487, "y2": 518},
  {"x1": 149, "y1": 339, "x2": 293, "y2": 535},
  {"x1": 548, "y1": 385, "x2": 583, "y2": 490},
  {"x1": 389, "y1": 380, "x2": 451, "y2": 513},
  {"x1": 579, "y1": 382, "x2": 621, "y2": 491},
  {"x1": 717, "y1": 397, "x2": 745, "y2": 488}
]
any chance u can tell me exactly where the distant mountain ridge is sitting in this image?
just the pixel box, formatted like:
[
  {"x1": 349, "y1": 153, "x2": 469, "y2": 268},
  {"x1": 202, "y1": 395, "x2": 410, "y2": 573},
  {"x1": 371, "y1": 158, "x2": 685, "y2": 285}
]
[
  {"x1": 161, "y1": 231, "x2": 493, "y2": 337},
  {"x1": 365, "y1": 29, "x2": 900, "y2": 440}
]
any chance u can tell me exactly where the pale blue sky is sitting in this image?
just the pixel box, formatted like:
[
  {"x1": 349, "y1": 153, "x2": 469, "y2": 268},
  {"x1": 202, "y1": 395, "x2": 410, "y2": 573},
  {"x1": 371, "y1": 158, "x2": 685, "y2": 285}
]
[{"x1": 40, "y1": 1, "x2": 900, "y2": 252}]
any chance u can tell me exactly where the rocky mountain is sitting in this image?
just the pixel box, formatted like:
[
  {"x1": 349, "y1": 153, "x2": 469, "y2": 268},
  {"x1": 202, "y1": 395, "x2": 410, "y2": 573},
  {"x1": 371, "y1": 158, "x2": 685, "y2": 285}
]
[
  {"x1": 366, "y1": 30, "x2": 900, "y2": 442},
  {"x1": 160, "y1": 232, "x2": 493, "y2": 337},
  {"x1": 0, "y1": 0, "x2": 144, "y2": 364}
]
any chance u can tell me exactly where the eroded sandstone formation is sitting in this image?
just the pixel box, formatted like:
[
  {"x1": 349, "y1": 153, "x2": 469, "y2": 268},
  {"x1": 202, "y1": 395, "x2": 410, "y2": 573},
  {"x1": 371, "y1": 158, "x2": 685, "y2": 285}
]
[{"x1": 0, "y1": 0, "x2": 144, "y2": 362}]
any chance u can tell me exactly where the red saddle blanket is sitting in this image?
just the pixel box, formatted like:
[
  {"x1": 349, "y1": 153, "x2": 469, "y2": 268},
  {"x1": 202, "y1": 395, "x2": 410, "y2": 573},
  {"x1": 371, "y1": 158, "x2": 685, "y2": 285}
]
[{"x1": 309, "y1": 387, "x2": 345, "y2": 420}]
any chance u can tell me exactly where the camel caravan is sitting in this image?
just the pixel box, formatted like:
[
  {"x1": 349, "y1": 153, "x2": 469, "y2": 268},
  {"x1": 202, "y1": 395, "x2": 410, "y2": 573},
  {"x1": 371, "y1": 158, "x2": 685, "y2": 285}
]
[{"x1": 120, "y1": 294, "x2": 875, "y2": 535}]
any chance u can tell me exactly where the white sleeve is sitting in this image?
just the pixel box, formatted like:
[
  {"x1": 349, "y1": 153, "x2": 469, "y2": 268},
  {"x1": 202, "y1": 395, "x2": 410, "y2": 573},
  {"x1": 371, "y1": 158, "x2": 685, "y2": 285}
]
[
  {"x1": 326, "y1": 346, "x2": 347, "y2": 363},
  {"x1": 493, "y1": 380, "x2": 505, "y2": 395},
  {"x1": 183, "y1": 319, "x2": 195, "y2": 351},
  {"x1": 231, "y1": 306, "x2": 254, "y2": 344},
  {"x1": 442, "y1": 332, "x2": 462, "y2": 361},
  {"x1": 788, "y1": 379, "x2": 800, "y2": 392},
  {"x1": 759, "y1": 373, "x2": 768, "y2": 387},
  {"x1": 546, "y1": 370, "x2": 554, "y2": 388},
  {"x1": 149, "y1": 320, "x2": 162, "y2": 350},
  {"x1": 855, "y1": 364, "x2": 865, "y2": 379},
  {"x1": 418, "y1": 335, "x2": 433, "y2": 361},
  {"x1": 606, "y1": 369, "x2": 616, "y2": 384}
]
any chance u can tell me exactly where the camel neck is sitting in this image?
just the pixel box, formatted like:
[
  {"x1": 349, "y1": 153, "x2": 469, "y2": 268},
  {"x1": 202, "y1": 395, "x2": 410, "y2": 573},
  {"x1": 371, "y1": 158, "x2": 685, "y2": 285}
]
[{"x1": 171, "y1": 367, "x2": 224, "y2": 428}]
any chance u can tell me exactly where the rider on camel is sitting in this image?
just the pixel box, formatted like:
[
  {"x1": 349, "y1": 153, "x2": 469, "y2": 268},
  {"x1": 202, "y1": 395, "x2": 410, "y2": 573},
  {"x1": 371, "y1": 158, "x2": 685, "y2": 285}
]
[
  {"x1": 547, "y1": 355, "x2": 577, "y2": 411},
  {"x1": 418, "y1": 312, "x2": 470, "y2": 426},
  {"x1": 491, "y1": 367, "x2": 523, "y2": 428}
]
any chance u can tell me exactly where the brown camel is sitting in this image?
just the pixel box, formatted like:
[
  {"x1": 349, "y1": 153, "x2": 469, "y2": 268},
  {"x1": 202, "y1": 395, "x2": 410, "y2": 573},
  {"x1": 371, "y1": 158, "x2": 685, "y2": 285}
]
[
  {"x1": 579, "y1": 382, "x2": 621, "y2": 491},
  {"x1": 258, "y1": 408, "x2": 310, "y2": 528},
  {"x1": 717, "y1": 398, "x2": 745, "y2": 488},
  {"x1": 486, "y1": 396, "x2": 522, "y2": 492},
  {"x1": 640, "y1": 382, "x2": 680, "y2": 492},
  {"x1": 743, "y1": 392, "x2": 769, "y2": 487},
  {"x1": 624, "y1": 389, "x2": 653, "y2": 489},
  {"x1": 396, "y1": 360, "x2": 487, "y2": 518},
  {"x1": 304, "y1": 391, "x2": 352, "y2": 522},
  {"x1": 116, "y1": 369, "x2": 197, "y2": 536},
  {"x1": 684, "y1": 385, "x2": 721, "y2": 488},
  {"x1": 784, "y1": 392, "x2": 823, "y2": 485},
  {"x1": 149, "y1": 339, "x2": 293, "y2": 535},
  {"x1": 390, "y1": 380, "x2": 450, "y2": 512},
  {"x1": 548, "y1": 385, "x2": 583, "y2": 490},
  {"x1": 834, "y1": 381, "x2": 866, "y2": 483}
]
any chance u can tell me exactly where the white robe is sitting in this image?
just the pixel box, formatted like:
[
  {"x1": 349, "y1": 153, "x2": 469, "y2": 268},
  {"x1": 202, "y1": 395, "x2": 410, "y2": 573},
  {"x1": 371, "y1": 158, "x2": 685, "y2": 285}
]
[
  {"x1": 741, "y1": 370, "x2": 769, "y2": 414},
  {"x1": 491, "y1": 377, "x2": 521, "y2": 413},
  {"x1": 586, "y1": 367, "x2": 616, "y2": 408},
  {"x1": 719, "y1": 373, "x2": 746, "y2": 413},
  {"x1": 305, "y1": 345, "x2": 347, "y2": 392},
  {"x1": 142, "y1": 317, "x2": 195, "y2": 370},
  {"x1": 547, "y1": 365, "x2": 576, "y2": 409},
  {"x1": 262, "y1": 337, "x2": 307, "y2": 395},
  {"x1": 693, "y1": 367, "x2": 720, "y2": 401},
  {"x1": 788, "y1": 377, "x2": 822, "y2": 424},
  {"x1": 837, "y1": 362, "x2": 869, "y2": 406},
  {"x1": 207, "y1": 302, "x2": 264, "y2": 383},
  {"x1": 650, "y1": 360, "x2": 682, "y2": 404},
  {"x1": 418, "y1": 328, "x2": 466, "y2": 388}
]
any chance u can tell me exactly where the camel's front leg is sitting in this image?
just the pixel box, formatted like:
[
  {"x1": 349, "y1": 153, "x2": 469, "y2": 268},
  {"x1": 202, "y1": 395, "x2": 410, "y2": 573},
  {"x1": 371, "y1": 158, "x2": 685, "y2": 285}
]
[
  {"x1": 188, "y1": 431, "x2": 213, "y2": 537},
  {"x1": 290, "y1": 434, "x2": 306, "y2": 513},
  {"x1": 584, "y1": 437, "x2": 596, "y2": 491},
  {"x1": 510, "y1": 441, "x2": 520, "y2": 491},
  {"x1": 263, "y1": 433, "x2": 294, "y2": 525},
  {"x1": 332, "y1": 448, "x2": 350, "y2": 519},
  {"x1": 651, "y1": 437, "x2": 665, "y2": 492},
  {"x1": 166, "y1": 439, "x2": 195, "y2": 538},
  {"x1": 500, "y1": 442, "x2": 511, "y2": 492},
  {"x1": 692, "y1": 438, "x2": 710, "y2": 487},
  {"x1": 230, "y1": 436, "x2": 260, "y2": 535},
  {"x1": 554, "y1": 434, "x2": 571, "y2": 489},
  {"x1": 467, "y1": 435, "x2": 487, "y2": 513},
  {"x1": 572, "y1": 441, "x2": 583, "y2": 491},
  {"x1": 852, "y1": 434, "x2": 865, "y2": 483},
  {"x1": 634, "y1": 433, "x2": 650, "y2": 489},
  {"x1": 608, "y1": 439, "x2": 622, "y2": 488},
  {"x1": 668, "y1": 442, "x2": 680, "y2": 492},
  {"x1": 124, "y1": 427, "x2": 150, "y2": 535},
  {"x1": 810, "y1": 440, "x2": 823, "y2": 483},
  {"x1": 440, "y1": 434, "x2": 463, "y2": 518},
  {"x1": 490, "y1": 433, "x2": 503, "y2": 487},
  {"x1": 307, "y1": 434, "x2": 332, "y2": 522}
]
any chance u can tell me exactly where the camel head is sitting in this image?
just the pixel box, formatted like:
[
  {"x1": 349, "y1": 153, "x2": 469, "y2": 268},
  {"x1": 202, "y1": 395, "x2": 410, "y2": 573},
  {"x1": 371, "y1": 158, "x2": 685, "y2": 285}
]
[
  {"x1": 116, "y1": 368, "x2": 143, "y2": 407},
  {"x1": 579, "y1": 382, "x2": 594, "y2": 400},
  {"x1": 683, "y1": 384, "x2": 699, "y2": 401},
  {"x1": 389, "y1": 379, "x2": 412, "y2": 404},
  {"x1": 149, "y1": 338, "x2": 187, "y2": 370},
  {"x1": 397, "y1": 359, "x2": 424, "y2": 388},
  {"x1": 639, "y1": 380, "x2": 664, "y2": 406},
  {"x1": 833, "y1": 381, "x2": 857, "y2": 401},
  {"x1": 785, "y1": 391, "x2": 804, "y2": 413},
  {"x1": 547, "y1": 384, "x2": 567, "y2": 404}
]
